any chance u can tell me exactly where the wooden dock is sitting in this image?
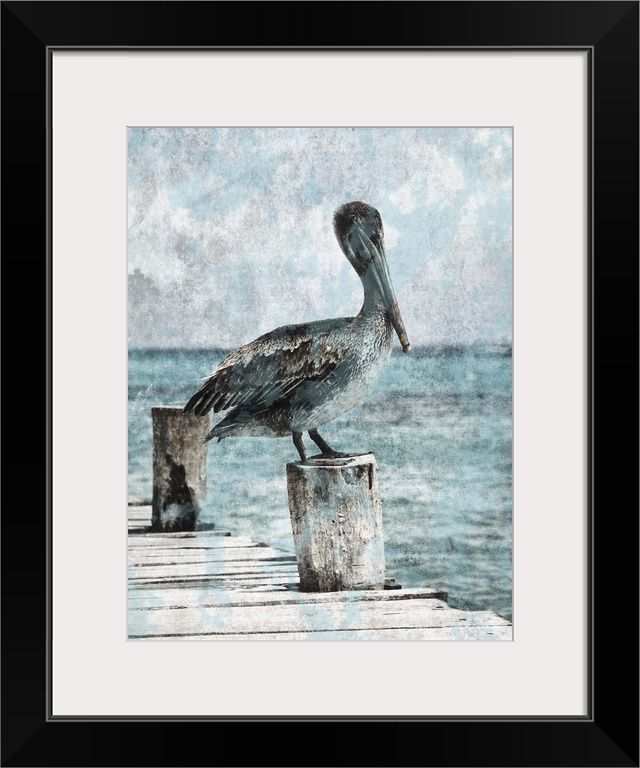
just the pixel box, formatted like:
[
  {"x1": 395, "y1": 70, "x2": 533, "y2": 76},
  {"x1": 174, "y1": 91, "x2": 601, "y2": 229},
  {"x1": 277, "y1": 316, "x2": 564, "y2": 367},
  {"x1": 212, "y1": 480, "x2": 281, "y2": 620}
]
[{"x1": 128, "y1": 505, "x2": 512, "y2": 641}]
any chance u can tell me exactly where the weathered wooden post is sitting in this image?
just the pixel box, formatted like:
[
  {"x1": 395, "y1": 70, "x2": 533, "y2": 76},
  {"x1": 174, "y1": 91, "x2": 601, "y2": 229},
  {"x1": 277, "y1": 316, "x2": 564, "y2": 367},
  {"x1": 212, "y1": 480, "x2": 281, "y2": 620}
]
[
  {"x1": 286, "y1": 453, "x2": 385, "y2": 592},
  {"x1": 151, "y1": 405, "x2": 211, "y2": 532}
]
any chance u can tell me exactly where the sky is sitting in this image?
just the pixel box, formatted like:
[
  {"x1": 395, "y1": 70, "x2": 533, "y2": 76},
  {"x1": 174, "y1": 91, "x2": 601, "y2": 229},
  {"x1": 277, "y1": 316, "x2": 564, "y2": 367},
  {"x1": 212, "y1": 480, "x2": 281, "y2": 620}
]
[{"x1": 128, "y1": 127, "x2": 512, "y2": 349}]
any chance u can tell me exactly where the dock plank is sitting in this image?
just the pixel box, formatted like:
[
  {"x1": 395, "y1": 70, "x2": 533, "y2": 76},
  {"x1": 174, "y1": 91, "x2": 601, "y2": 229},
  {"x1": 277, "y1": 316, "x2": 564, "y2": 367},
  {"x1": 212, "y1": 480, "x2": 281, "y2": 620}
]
[
  {"x1": 127, "y1": 586, "x2": 447, "y2": 610},
  {"x1": 131, "y1": 530, "x2": 234, "y2": 540},
  {"x1": 128, "y1": 535, "x2": 253, "y2": 549},
  {"x1": 128, "y1": 561, "x2": 301, "y2": 581},
  {"x1": 128, "y1": 599, "x2": 509, "y2": 637},
  {"x1": 128, "y1": 547, "x2": 296, "y2": 566},
  {"x1": 129, "y1": 574, "x2": 302, "y2": 590},
  {"x1": 132, "y1": 626, "x2": 513, "y2": 641}
]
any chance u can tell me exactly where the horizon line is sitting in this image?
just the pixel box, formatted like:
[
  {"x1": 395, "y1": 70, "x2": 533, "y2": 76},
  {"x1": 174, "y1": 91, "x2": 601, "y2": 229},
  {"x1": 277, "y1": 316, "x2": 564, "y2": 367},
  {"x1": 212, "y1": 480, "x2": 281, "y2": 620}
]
[{"x1": 129, "y1": 342, "x2": 512, "y2": 353}]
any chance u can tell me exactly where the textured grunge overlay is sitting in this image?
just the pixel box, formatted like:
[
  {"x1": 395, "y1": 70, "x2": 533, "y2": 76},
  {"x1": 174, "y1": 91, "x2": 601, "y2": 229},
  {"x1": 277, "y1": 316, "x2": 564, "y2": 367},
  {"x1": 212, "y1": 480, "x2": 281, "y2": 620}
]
[{"x1": 128, "y1": 127, "x2": 513, "y2": 636}]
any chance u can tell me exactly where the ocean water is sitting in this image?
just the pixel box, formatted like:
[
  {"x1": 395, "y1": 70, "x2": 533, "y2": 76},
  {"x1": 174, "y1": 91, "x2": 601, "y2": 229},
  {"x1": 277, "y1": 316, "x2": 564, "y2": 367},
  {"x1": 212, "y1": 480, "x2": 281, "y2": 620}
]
[{"x1": 129, "y1": 347, "x2": 513, "y2": 621}]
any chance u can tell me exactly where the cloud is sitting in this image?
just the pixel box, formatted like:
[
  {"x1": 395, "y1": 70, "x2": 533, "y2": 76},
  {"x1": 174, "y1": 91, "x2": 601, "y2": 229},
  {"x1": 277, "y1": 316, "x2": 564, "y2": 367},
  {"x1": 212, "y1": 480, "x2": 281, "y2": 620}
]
[{"x1": 400, "y1": 194, "x2": 512, "y2": 345}]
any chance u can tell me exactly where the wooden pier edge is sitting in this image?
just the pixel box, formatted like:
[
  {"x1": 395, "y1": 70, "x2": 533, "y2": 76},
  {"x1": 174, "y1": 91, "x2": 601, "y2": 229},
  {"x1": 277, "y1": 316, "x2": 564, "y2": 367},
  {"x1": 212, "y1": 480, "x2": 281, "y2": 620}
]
[
  {"x1": 128, "y1": 504, "x2": 512, "y2": 641},
  {"x1": 129, "y1": 411, "x2": 511, "y2": 639}
]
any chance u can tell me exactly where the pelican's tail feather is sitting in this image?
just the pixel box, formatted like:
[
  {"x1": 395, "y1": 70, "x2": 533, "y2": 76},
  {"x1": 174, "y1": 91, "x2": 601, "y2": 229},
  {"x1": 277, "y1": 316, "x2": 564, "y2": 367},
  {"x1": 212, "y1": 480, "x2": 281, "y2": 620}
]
[{"x1": 203, "y1": 407, "x2": 252, "y2": 443}]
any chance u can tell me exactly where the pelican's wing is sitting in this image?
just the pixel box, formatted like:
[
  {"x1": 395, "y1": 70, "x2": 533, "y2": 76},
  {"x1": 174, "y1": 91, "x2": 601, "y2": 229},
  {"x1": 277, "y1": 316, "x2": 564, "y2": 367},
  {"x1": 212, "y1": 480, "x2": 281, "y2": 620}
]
[{"x1": 184, "y1": 320, "x2": 351, "y2": 418}]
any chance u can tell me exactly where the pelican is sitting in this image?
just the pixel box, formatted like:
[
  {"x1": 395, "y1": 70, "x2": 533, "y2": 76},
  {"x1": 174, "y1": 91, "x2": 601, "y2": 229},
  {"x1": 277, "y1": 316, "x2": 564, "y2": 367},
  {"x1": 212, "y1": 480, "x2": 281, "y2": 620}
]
[{"x1": 184, "y1": 201, "x2": 410, "y2": 461}]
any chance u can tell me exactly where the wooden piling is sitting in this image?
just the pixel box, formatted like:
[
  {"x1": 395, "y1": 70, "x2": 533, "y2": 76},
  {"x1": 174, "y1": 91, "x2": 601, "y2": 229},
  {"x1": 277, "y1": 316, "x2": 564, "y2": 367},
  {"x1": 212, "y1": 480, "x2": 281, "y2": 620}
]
[
  {"x1": 286, "y1": 453, "x2": 385, "y2": 592},
  {"x1": 151, "y1": 406, "x2": 210, "y2": 532}
]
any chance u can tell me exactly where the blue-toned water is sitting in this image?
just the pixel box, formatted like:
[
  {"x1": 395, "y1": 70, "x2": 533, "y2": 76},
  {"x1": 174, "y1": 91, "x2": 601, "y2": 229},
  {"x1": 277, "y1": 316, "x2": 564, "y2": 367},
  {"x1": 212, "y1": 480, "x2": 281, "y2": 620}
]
[{"x1": 129, "y1": 347, "x2": 512, "y2": 621}]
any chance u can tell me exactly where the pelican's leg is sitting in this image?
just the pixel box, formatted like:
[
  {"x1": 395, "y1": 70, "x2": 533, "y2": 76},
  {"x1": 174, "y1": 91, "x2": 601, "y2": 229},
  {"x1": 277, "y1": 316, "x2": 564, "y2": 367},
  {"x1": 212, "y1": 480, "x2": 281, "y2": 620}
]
[
  {"x1": 308, "y1": 429, "x2": 349, "y2": 458},
  {"x1": 292, "y1": 431, "x2": 307, "y2": 462}
]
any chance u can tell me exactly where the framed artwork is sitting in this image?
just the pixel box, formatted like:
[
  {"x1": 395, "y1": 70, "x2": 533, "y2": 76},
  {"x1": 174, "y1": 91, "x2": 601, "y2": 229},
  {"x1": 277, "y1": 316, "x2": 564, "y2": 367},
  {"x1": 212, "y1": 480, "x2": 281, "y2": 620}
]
[{"x1": 3, "y1": 1, "x2": 637, "y2": 766}]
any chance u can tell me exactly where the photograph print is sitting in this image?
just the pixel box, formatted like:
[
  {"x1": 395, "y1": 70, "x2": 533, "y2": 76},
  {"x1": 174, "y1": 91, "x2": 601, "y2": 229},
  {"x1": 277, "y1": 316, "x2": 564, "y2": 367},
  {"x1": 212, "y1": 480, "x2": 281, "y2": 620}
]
[{"x1": 127, "y1": 127, "x2": 513, "y2": 641}]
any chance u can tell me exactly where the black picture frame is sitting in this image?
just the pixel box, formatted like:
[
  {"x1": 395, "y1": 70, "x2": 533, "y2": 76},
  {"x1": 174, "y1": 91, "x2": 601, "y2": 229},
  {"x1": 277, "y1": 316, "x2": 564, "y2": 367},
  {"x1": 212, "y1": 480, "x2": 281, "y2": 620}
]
[{"x1": 2, "y1": 2, "x2": 637, "y2": 766}]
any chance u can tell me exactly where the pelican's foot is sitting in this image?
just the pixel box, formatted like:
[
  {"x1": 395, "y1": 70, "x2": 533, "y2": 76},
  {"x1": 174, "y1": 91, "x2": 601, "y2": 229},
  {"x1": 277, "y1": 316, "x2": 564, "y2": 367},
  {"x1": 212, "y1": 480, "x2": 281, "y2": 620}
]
[
  {"x1": 297, "y1": 430, "x2": 369, "y2": 463},
  {"x1": 310, "y1": 450, "x2": 351, "y2": 460}
]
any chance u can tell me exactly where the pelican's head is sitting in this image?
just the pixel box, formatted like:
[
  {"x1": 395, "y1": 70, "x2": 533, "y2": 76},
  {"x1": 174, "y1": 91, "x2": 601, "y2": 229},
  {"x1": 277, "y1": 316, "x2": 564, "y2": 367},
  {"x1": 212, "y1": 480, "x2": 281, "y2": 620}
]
[{"x1": 334, "y1": 201, "x2": 411, "y2": 353}]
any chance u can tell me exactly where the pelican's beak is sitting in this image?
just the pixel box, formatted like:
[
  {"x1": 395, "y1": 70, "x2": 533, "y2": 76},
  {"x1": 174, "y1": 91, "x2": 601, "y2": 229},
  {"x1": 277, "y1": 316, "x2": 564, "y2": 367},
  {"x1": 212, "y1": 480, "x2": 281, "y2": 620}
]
[{"x1": 356, "y1": 229, "x2": 411, "y2": 353}]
